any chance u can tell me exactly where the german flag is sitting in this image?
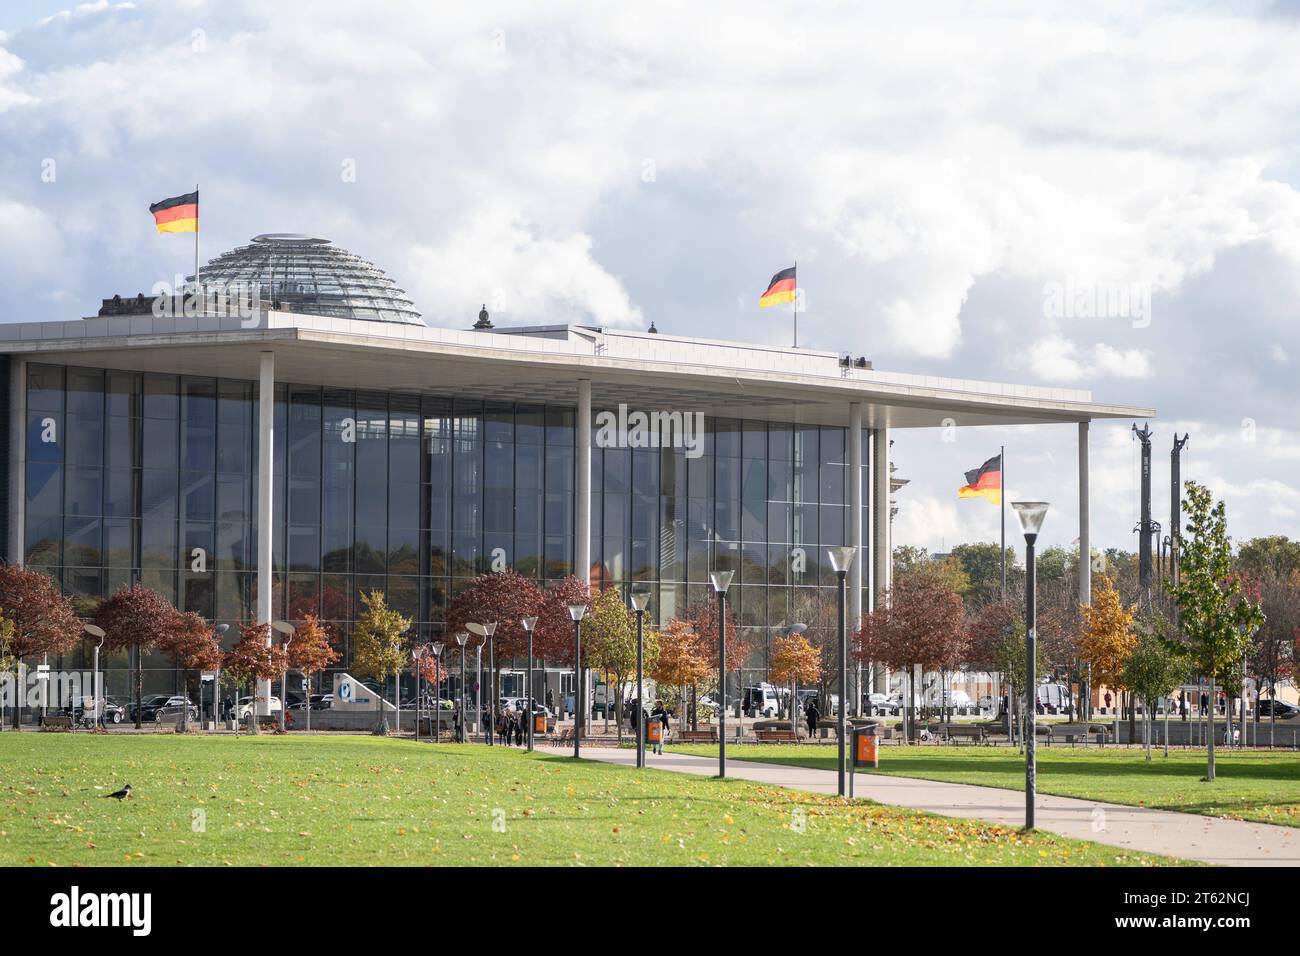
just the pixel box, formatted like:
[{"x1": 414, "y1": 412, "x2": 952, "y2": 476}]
[
  {"x1": 149, "y1": 190, "x2": 198, "y2": 233},
  {"x1": 759, "y1": 265, "x2": 797, "y2": 308},
  {"x1": 958, "y1": 454, "x2": 1002, "y2": 505}
]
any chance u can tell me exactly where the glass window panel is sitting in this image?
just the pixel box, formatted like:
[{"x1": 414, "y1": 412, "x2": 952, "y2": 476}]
[
  {"x1": 64, "y1": 465, "x2": 103, "y2": 518},
  {"x1": 288, "y1": 476, "x2": 321, "y2": 525},
  {"x1": 104, "y1": 518, "x2": 136, "y2": 568},
  {"x1": 180, "y1": 377, "x2": 216, "y2": 472},
  {"x1": 287, "y1": 574, "x2": 320, "y2": 619},
  {"x1": 713, "y1": 418, "x2": 740, "y2": 458},
  {"x1": 141, "y1": 470, "x2": 177, "y2": 522},
  {"x1": 216, "y1": 476, "x2": 249, "y2": 524},
  {"x1": 28, "y1": 365, "x2": 67, "y2": 413},
  {"x1": 141, "y1": 417, "x2": 178, "y2": 470},
  {"x1": 66, "y1": 567, "x2": 103, "y2": 607},
  {"x1": 65, "y1": 413, "x2": 105, "y2": 465},
  {"x1": 27, "y1": 412, "x2": 63, "y2": 463},
  {"x1": 288, "y1": 526, "x2": 321, "y2": 572},
  {"x1": 216, "y1": 522, "x2": 250, "y2": 570},
  {"x1": 141, "y1": 520, "x2": 177, "y2": 568},
  {"x1": 182, "y1": 572, "x2": 214, "y2": 618},
  {"x1": 179, "y1": 472, "x2": 214, "y2": 523},
  {"x1": 64, "y1": 516, "x2": 102, "y2": 566},
  {"x1": 483, "y1": 403, "x2": 513, "y2": 443},
  {"x1": 742, "y1": 420, "x2": 766, "y2": 459},
  {"x1": 543, "y1": 535, "x2": 572, "y2": 577},
  {"x1": 106, "y1": 416, "x2": 139, "y2": 469},
  {"x1": 322, "y1": 525, "x2": 352, "y2": 572},
  {"x1": 545, "y1": 405, "x2": 574, "y2": 445},
  {"x1": 216, "y1": 424, "x2": 251, "y2": 475},
  {"x1": 516, "y1": 405, "x2": 544, "y2": 444},
  {"x1": 142, "y1": 373, "x2": 179, "y2": 420},
  {"x1": 140, "y1": 569, "x2": 175, "y2": 604},
  {"x1": 216, "y1": 572, "x2": 253, "y2": 621},
  {"x1": 354, "y1": 527, "x2": 386, "y2": 574},
  {"x1": 26, "y1": 462, "x2": 62, "y2": 515},
  {"x1": 24, "y1": 515, "x2": 61, "y2": 565}
]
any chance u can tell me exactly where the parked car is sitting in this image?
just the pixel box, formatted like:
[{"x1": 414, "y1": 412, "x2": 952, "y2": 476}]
[
  {"x1": 864, "y1": 692, "x2": 898, "y2": 715},
  {"x1": 288, "y1": 694, "x2": 333, "y2": 711},
  {"x1": 1257, "y1": 699, "x2": 1299, "y2": 719},
  {"x1": 926, "y1": 689, "x2": 972, "y2": 709},
  {"x1": 742, "y1": 684, "x2": 782, "y2": 717},
  {"x1": 235, "y1": 695, "x2": 282, "y2": 720},
  {"x1": 129, "y1": 694, "x2": 198, "y2": 723},
  {"x1": 501, "y1": 696, "x2": 551, "y2": 717},
  {"x1": 65, "y1": 695, "x2": 126, "y2": 724},
  {"x1": 978, "y1": 694, "x2": 997, "y2": 711}
]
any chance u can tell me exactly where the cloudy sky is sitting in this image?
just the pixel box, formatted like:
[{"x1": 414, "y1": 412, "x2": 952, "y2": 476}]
[{"x1": 2, "y1": 0, "x2": 1298, "y2": 556}]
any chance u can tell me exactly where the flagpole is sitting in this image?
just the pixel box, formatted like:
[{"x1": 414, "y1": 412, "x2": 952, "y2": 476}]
[
  {"x1": 193, "y1": 183, "x2": 200, "y2": 297},
  {"x1": 792, "y1": 260, "x2": 798, "y2": 348},
  {"x1": 1000, "y1": 443, "x2": 1007, "y2": 598}
]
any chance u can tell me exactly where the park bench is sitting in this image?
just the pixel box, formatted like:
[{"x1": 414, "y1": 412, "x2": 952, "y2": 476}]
[
  {"x1": 41, "y1": 714, "x2": 74, "y2": 732},
  {"x1": 677, "y1": 728, "x2": 719, "y2": 743},
  {"x1": 754, "y1": 728, "x2": 800, "y2": 743},
  {"x1": 938, "y1": 723, "x2": 985, "y2": 745},
  {"x1": 1046, "y1": 723, "x2": 1110, "y2": 747}
]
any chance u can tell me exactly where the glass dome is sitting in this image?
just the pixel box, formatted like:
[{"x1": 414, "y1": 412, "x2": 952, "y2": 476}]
[{"x1": 192, "y1": 234, "x2": 423, "y2": 325}]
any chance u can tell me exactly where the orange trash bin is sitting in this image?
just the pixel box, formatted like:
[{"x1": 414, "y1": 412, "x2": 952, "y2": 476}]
[
  {"x1": 534, "y1": 713, "x2": 546, "y2": 734},
  {"x1": 855, "y1": 730, "x2": 879, "y2": 767},
  {"x1": 646, "y1": 720, "x2": 663, "y2": 744}
]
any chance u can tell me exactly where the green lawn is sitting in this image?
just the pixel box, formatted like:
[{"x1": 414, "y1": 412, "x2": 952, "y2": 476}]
[
  {"x1": 674, "y1": 744, "x2": 1300, "y2": 826},
  {"x1": 0, "y1": 733, "x2": 1186, "y2": 866}
]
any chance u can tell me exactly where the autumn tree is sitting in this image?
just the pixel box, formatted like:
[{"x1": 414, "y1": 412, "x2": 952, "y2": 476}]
[
  {"x1": 649, "y1": 618, "x2": 710, "y2": 731},
  {"x1": 223, "y1": 623, "x2": 288, "y2": 735},
  {"x1": 95, "y1": 582, "x2": 186, "y2": 729},
  {"x1": 158, "y1": 611, "x2": 223, "y2": 731},
  {"x1": 583, "y1": 587, "x2": 658, "y2": 741},
  {"x1": 0, "y1": 564, "x2": 82, "y2": 728},
  {"x1": 287, "y1": 614, "x2": 338, "y2": 732},
  {"x1": 1078, "y1": 575, "x2": 1136, "y2": 720},
  {"x1": 770, "y1": 630, "x2": 821, "y2": 734},
  {"x1": 533, "y1": 575, "x2": 591, "y2": 665},
  {"x1": 855, "y1": 566, "x2": 966, "y2": 739},
  {"x1": 1250, "y1": 570, "x2": 1299, "y2": 745},
  {"x1": 447, "y1": 569, "x2": 544, "y2": 707},
  {"x1": 1167, "y1": 481, "x2": 1265, "y2": 781},
  {"x1": 1122, "y1": 617, "x2": 1187, "y2": 763},
  {"x1": 351, "y1": 590, "x2": 413, "y2": 734}
]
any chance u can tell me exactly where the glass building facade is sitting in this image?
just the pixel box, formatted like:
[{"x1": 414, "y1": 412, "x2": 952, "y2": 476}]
[{"x1": 23, "y1": 362, "x2": 866, "y2": 679}]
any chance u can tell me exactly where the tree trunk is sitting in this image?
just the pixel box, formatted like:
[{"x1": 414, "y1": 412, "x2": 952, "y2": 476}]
[
  {"x1": 1206, "y1": 676, "x2": 1216, "y2": 781},
  {"x1": 1144, "y1": 695, "x2": 1151, "y2": 763},
  {"x1": 134, "y1": 646, "x2": 143, "y2": 729},
  {"x1": 374, "y1": 675, "x2": 389, "y2": 735}
]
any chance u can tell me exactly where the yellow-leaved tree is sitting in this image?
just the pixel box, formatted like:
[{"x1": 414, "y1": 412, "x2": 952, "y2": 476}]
[
  {"x1": 769, "y1": 630, "x2": 822, "y2": 734},
  {"x1": 1078, "y1": 575, "x2": 1136, "y2": 719}
]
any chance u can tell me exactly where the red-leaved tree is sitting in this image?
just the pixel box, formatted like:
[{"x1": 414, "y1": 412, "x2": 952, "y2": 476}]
[
  {"x1": 287, "y1": 614, "x2": 338, "y2": 732},
  {"x1": 95, "y1": 583, "x2": 186, "y2": 729},
  {"x1": 0, "y1": 564, "x2": 82, "y2": 729},
  {"x1": 223, "y1": 623, "x2": 288, "y2": 734}
]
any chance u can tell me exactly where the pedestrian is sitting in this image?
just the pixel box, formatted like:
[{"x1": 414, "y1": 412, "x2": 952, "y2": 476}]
[
  {"x1": 546, "y1": 687, "x2": 554, "y2": 714},
  {"x1": 650, "y1": 700, "x2": 669, "y2": 755},
  {"x1": 222, "y1": 695, "x2": 233, "y2": 722},
  {"x1": 805, "y1": 698, "x2": 820, "y2": 740},
  {"x1": 1103, "y1": 690, "x2": 1112, "y2": 714},
  {"x1": 452, "y1": 706, "x2": 463, "y2": 742},
  {"x1": 1179, "y1": 690, "x2": 1187, "y2": 721},
  {"x1": 1200, "y1": 691, "x2": 1209, "y2": 715}
]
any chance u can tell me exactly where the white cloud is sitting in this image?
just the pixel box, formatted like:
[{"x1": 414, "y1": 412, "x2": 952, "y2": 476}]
[{"x1": 1019, "y1": 336, "x2": 1152, "y2": 382}]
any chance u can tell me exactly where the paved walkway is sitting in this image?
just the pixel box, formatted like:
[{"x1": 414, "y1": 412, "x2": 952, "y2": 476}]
[{"x1": 539, "y1": 745, "x2": 1300, "y2": 866}]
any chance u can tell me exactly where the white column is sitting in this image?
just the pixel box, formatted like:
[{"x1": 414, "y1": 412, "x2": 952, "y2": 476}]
[
  {"x1": 1078, "y1": 420, "x2": 1091, "y2": 717},
  {"x1": 871, "y1": 426, "x2": 891, "y2": 694},
  {"x1": 1078, "y1": 421, "x2": 1090, "y2": 604},
  {"x1": 575, "y1": 379, "x2": 591, "y2": 587},
  {"x1": 8, "y1": 357, "x2": 25, "y2": 566},
  {"x1": 256, "y1": 351, "x2": 275, "y2": 717},
  {"x1": 849, "y1": 403, "x2": 863, "y2": 708}
]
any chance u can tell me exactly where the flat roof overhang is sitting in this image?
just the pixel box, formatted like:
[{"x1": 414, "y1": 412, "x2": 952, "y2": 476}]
[{"x1": 0, "y1": 316, "x2": 1155, "y2": 429}]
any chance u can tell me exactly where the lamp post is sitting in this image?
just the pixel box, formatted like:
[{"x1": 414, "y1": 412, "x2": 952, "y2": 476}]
[
  {"x1": 522, "y1": 616, "x2": 538, "y2": 752},
  {"x1": 270, "y1": 620, "x2": 295, "y2": 733},
  {"x1": 430, "y1": 641, "x2": 444, "y2": 742},
  {"x1": 466, "y1": 622, "x2": 495, "y2": 743},
  {"x1": 475, "y1": 637, "x2": 484, "y2": 740},
  {"x1": 213, "y1": 623, "x2": 229, "y2": 730},
  {"x1": 568, "y1": 603, "x2": 588, "y2": 758},
  {"x1": 1011, "y1": 500, "x2": 1050, "y2": 830},
  {"x1": 710, "y1": 570, "x2": 734, "y2": 779},
  {"x1": 411, "y1": 643, "x2": 427, "y2": 742},
  {"x1": 629, "y1": 591, "x2": 651, "y2": 768},
  {"x1": 455, "y1": 631, "x2": 468, "y2": 742},
  {"x1": 83, "y1": 624, "x2": 106, "y2": 730},
  {"x1": 785, "y1": 623, "x2": 807, "y2": 737},
  {"x1": 827, "y1": 547, "x2": 857, "y2": 795}
]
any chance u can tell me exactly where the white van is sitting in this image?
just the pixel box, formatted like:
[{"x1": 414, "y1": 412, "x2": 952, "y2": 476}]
[
  {"x1": 743, "y1": 684, "x2": 782, "y2": 717},
  {"x1": 1035, "y1": 683, "x2": 1072, "y2": 714}
]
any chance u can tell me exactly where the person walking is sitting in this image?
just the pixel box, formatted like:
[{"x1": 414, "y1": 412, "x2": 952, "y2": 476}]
[
  {"x1": 650, "y1": 700, "x2": 669, "y2": 756},
  {"x1": 452, "y1": 705, "x2": 463, "y2": 742},
  {"x1": 1179, "y1": 690, "x2": 1187, "y2": 721},
  {"x1": 1103, "y1": 690, "x2": 1112, "y2": 714},
  {"x1": 804, "y1": 698, "x2": 820, "y2": 740}
]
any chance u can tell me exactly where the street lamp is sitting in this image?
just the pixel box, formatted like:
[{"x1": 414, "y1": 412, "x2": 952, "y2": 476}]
[
  {"x1": 629, "y1": 590, "x2": 651, "y2": 768},
  {"x1": 83, "y1": 624, "x2": 106, "y2": 730},
  {"x1": 1011, "y1": 500, "x2": 1050, "y2": 830},
  {"x1": 430, "y1": 641, "x2": 445, "y2": 742},
  {"x1": 467, "y1": 622, "x2": 498, "y2": 744},
  {"x1": 568, "y1": 603, "x2": 588, "y2": 758},
  {"x1": 827, "y1": 546, "x2": 857, "y2": 796},
  {"x1": 411, "y1": 644, "x2": 427, "y2": 742},
  {"x1": 784, "y1": 623, "x2": 807, "y2": 734},
  {"x1": 455, "y1": 631, "x2": 468, "y2": 742},
  {"x1": 522, "y1": 616, "x2": 539, "y2": 752},
  {"x1": 271, "y1": 620, "x2": 295, "y2": 733},
  {"x1": 710, "y1": 570, "x2": 733, "y2": 778},
  {"x1": 213, "y1": 623, "x2": 229, "y2": 730}
]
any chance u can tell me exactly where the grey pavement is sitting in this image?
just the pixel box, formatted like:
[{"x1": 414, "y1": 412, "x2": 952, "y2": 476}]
[{"x1": 539, "y1": 745, "x2": 1300, "y2": 867}]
